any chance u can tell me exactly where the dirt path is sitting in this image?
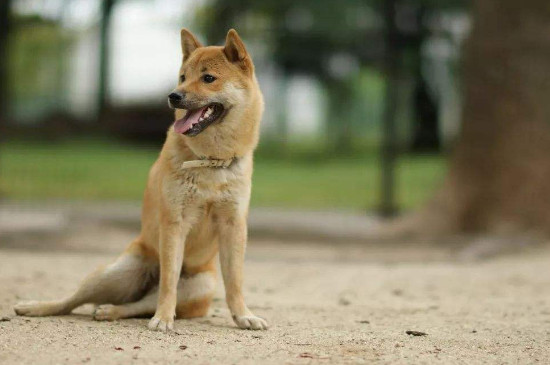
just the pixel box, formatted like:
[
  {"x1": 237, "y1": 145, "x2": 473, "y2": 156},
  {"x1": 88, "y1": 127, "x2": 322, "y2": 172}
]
[{"x1": 1, "y1": 232, "x2": 549, "y2": 364}]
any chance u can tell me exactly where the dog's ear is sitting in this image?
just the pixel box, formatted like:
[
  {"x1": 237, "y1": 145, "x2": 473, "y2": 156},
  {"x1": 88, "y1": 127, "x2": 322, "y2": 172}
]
[
  {"x1": 181, "y1": 28, "x2": 202, "y2": 61},
  {"x1": 223, "y1": 29, "x2": 253, "y2": 72}
]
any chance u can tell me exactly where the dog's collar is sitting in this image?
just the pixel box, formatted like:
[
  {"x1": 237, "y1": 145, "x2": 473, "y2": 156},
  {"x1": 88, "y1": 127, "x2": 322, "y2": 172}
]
[{"x1": 181, "y1": 158, "x2": 235, "y2": 170}]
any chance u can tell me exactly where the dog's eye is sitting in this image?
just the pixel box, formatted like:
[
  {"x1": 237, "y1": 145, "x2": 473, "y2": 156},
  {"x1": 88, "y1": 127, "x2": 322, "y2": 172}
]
[
  {"x1": 202, "y1": 74, "x2": 216, "y2": 83},
  {"x1": 179, "y1": 74, "x2": 185, "y2": 83}
]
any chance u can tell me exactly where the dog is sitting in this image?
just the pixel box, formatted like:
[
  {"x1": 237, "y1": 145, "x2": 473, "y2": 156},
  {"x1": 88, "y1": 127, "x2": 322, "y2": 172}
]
[{"x1": 14, "y1": 28, "x2": 267, "y2": 332}]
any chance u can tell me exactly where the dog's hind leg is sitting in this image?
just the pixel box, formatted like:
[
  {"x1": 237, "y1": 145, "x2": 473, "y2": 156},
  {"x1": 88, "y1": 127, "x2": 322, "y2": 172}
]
[
  {"x1": 93, "y1": 290, "x2": 158, "y2": 321},
  {"x1": 93, "y1": 270, "x2": 215, "y2": 321},
  {"x1": 14, "y1": 240, "x2": 157, "y2": 317}
]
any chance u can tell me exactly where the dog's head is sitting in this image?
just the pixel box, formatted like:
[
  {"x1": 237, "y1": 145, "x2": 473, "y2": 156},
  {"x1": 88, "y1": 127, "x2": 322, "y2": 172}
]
[{"x1": 169, "y1": 29, "x2": 262, "y2": 146}]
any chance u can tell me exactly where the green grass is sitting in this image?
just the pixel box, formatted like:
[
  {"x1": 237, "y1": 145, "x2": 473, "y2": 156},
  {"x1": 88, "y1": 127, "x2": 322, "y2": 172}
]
[
  {"x1": 1, "y1": 139, "x2": 158, "y2": 200},
  {"x1": 0, "y1": 139, "x2": 447, "y2": 211}
]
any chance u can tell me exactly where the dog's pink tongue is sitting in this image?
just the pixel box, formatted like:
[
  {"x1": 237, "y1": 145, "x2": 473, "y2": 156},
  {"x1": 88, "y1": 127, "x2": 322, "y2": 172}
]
[{"x1": 174, "y1": 107, "x2": 207, "y2": 134}]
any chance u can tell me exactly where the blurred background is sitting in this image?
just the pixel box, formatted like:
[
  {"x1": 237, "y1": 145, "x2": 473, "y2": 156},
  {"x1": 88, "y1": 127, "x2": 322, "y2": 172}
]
[
  {"x1": 2, "y1": 0, "x2": 550, "y2": 245},
  {"x1": 0, "y1": 0, "x2": 468, "y2": 215}
]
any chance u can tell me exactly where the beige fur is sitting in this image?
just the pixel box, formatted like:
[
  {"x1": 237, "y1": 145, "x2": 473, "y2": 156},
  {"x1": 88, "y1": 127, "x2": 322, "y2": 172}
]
[{"x1": 14, "y1": 29, "x2": 267, "y2": 332}]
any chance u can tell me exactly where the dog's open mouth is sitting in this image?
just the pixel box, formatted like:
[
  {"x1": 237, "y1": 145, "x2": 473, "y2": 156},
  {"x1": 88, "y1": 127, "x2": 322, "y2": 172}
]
[{"x1": 174, "y1": 103, "x2": 224, "y2": 136}]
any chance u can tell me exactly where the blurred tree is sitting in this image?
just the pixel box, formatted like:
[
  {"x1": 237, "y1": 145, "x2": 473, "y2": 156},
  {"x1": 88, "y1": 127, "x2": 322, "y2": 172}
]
[
  {"x1": 409, "y1": 5, "x2": 440, "y2": 153},
  {"x1": 98, "y1": 0, "x2": 115, "y2": 117},
  {"x1": 0, "y1": 0, "x2": 10, "y2": 127},
  {"x1": 379, "y1": 0, "x2": 400, "y2": 216},
  {"x1": 411, "y1": 77, "x2": 439, "y2": 152},
  {"x1": 395, "y1": 0, "x2": 550, "y2": 236},
  {"x1": 199, "y1": 0, "x2": 385, "y2": 152},
  {"x1": 199, "y1": 0, "x2": 462, "y2": 154}
]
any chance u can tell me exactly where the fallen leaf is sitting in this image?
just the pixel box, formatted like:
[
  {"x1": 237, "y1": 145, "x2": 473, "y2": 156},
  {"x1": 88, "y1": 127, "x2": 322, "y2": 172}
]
[
  {"x1": 339, "y1": 298, "x2": 351, "y2": 306},
  {"x1": 406, "y1": 330, "x2": 427, "y2": 336},
  {"x1": 298, "y1": 352, "x2": 329, "y2": 360}
]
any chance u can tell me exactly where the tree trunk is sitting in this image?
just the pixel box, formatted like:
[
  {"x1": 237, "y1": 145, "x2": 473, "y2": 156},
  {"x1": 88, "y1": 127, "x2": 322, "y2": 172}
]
[
  {"x1": 387, "y1": 0, "x2": 550, "y2": 237},
  {"x1": 0, "y1": 0, "x2": 10, "y2": 128},
  {"x1": 98, "y1": 0, "x2": 115, "y2": 118},
  {"x1": 441, "y1": 0, "x2": 550, "y2": 234},
  {"x1": 410, "y1": 5, "x2": 440, "y2": 154},
  {"x1": 411, "y1": 77, "x2": 439, "y2": 153}
]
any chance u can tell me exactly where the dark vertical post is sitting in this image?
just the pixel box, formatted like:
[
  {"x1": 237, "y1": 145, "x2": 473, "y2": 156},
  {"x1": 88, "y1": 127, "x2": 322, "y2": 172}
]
[
  {"x1": 0, "y1": 0, "x2": 10, "y2": 130},
  {"x1": 0, "y1": 0, "x2": 9, "y2": 195},
  {"x1": 98, "y1": 0, "x2": 115, "y2": 119},
  {"x1": 378, "y1": 0, "x2": 399, "y2": 217},
  {"x1": 410, "y1": 6, "x2": 440, "y2": 153}
]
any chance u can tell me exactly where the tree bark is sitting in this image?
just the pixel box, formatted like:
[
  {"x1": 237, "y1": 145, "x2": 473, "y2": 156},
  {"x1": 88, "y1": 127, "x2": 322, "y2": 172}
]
[
  {"x1": 387, "y1": 0, "x2": 550, "y2": 237},
  {"x1": 441, "y1": 0, "x2": 550, "y2": 234}
]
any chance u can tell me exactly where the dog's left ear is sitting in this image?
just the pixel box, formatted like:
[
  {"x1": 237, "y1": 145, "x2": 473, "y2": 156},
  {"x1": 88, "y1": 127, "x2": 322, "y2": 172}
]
[
  {"x1": 223, "y1": 29, "x2": 253, "y2": 72},
  {"x1": 181, "y1": 28, "x2": 202, "y2": 61}
]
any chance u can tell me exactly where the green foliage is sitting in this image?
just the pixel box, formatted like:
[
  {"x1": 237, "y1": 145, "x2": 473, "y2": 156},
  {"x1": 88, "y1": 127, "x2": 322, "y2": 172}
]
[
  {"x1": 8, "y1": 15, "x2": 73, "y2": 120},
  {"x1": 199, "y1": 0, "x2": 467, "y2": 76},
  {"x1": 201, "y1": 0, "x2": 383, "y2": 76}
]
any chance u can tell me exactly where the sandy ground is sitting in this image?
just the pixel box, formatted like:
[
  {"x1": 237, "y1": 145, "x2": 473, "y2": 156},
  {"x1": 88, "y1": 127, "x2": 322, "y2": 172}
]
[{"x1": 1, "y1": 226, "x2": 549, "y2": 364}]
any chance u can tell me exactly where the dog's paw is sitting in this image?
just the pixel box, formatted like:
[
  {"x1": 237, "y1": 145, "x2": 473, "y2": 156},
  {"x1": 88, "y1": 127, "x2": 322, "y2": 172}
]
[
  {"x1": 232, "y1": 315, "x2": 268, "y2": 330},
  {"x1": 14, "y1": 301, "x2": 61, "y2": 317},
  {"x1": 14, "y1": 301, "x2": 41, "y2": 316},
  {"x1": 93, "y1": 304, "x2": 120, "y2": 321},
  {"x1": 148, "y1": 315, "x2": 174, "y2": 333}
]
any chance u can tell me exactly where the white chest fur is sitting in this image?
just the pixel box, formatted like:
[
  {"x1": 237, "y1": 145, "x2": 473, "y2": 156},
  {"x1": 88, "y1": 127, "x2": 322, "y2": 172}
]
[{"x1": 164, "y1": 155, "x2": 252, "y2": 209}]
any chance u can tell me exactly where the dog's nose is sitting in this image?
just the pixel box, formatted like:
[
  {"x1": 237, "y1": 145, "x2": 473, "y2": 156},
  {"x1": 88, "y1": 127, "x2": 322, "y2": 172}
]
[{"x1": 168, "y1": 92, "x2": 184, "y2": 103}]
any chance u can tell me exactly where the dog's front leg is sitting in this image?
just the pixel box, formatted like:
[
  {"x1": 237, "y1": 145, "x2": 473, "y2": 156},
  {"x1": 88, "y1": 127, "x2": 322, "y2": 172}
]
[
  {"x1": 148, "y1": 207, "x2": 195, "y2": 332},
  {"x1": 218, "y1": 211, "x2": 268, "y2": 330}
]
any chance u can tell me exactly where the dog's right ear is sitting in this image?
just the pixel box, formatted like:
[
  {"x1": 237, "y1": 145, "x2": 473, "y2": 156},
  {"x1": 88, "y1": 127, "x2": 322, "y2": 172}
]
[{"x1": 180, "y1": 28, "x2": 202, "y2": 61}]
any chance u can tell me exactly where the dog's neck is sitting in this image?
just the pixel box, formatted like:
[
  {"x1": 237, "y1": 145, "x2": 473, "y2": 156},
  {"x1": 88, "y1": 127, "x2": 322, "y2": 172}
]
[
  {"x1": 162, "y1": 128, "x2": 254, "y2": 170},
  {"x1": 181, "y1": 126, "x2": 256, "y2": 160},
  {"x1": 180, "y1": 156, "x2": 238, "y2": 170}
]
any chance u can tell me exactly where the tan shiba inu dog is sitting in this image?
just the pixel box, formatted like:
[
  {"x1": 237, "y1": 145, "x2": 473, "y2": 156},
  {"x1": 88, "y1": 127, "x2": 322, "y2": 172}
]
[{"x1": 14, "y1": 29, "x2": 267, "y2": 332}]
